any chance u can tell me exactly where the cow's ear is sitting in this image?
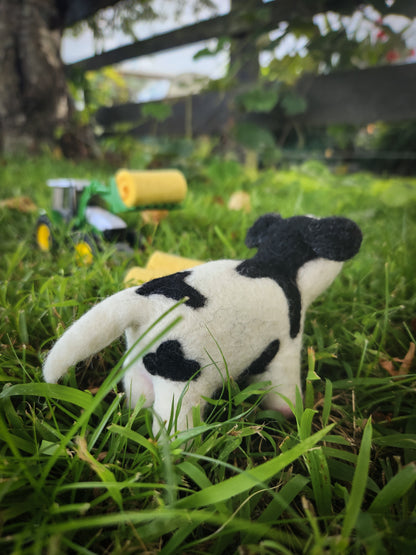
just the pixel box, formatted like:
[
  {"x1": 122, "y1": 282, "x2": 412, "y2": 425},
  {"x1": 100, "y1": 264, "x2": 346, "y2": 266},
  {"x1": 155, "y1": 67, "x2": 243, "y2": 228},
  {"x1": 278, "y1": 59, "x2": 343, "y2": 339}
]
[
  {"x1": 301, "y1": 217, "x2": 362, "y2": 261},
  {"x1": 245, "y1": 213, "x2": 282, "y2": 248}
]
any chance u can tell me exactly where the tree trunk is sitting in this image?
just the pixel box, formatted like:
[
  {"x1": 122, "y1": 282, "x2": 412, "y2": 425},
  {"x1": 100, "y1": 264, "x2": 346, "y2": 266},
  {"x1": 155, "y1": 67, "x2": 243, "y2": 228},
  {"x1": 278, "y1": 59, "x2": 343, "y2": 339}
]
[{"x1": 0, "y1": 0, "x2": 87, "y2": 156}]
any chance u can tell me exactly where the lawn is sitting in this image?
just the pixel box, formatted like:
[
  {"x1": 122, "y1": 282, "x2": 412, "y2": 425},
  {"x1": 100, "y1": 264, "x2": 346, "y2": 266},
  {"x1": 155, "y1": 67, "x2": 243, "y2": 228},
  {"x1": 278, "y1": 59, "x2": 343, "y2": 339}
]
[{"x1": 1, "y1": 143, "x2": 415, "y2": 554}]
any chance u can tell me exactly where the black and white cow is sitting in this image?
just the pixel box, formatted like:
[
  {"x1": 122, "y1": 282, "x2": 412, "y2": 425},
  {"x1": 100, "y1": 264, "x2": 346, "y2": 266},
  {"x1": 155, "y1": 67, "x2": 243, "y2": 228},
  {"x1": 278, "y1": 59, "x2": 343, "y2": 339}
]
[{"x1": 43, "y1": 213, "x2": 362, "y2": 434}]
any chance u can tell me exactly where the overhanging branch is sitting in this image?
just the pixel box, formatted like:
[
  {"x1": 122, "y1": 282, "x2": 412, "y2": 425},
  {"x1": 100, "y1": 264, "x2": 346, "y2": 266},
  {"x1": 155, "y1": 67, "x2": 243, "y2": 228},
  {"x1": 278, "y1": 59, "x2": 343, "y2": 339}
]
[{"x1": 58, "y1": 0, "x2": 122, "y2": 28}]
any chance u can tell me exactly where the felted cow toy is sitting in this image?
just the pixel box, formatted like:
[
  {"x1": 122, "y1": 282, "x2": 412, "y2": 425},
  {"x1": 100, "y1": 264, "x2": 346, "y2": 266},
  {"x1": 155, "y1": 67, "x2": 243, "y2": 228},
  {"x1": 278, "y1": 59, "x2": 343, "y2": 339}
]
[{"x1": 43, "y1": 213, "x2": 362, "y2": 435}]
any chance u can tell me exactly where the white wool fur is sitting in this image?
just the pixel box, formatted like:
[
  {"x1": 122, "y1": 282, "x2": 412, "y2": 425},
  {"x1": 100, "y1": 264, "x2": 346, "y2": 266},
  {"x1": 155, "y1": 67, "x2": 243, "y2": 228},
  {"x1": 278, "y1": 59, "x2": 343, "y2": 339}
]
[{"x1": 43, "y1": 257, "x2": 343, "y2": 435}]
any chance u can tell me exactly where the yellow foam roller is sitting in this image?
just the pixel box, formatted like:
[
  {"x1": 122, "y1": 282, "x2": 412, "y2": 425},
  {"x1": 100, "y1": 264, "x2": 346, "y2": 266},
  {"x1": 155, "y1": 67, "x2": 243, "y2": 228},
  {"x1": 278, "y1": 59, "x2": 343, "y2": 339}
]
[
  {"x1": 124, "y1": 267, "x2": 164, "y2": 285},
  {"x1": 116, "y1": 169, "x2": 187, "y2": 208},
  {"x1": 124, "y1": 251, "x2": 203, "y2": 286},
  {"x1": 146, "y1": 251, "x2": 202, "y2": 273}
]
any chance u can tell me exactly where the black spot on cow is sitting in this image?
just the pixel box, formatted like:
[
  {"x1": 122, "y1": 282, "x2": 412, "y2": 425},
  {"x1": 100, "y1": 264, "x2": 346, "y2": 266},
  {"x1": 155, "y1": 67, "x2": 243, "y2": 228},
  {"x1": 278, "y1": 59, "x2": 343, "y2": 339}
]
[
  {"x1": 241, "y1": 339, "x2": 280, "y2": 378},
  {"x1": 237, "y1": 215, "x2": 318, "y2": 338},
  {"x1": 137, "y1": 270, "x2": 207, "y2": 309},
  {"x1": 143, "y1": 340, "x2": 201, "y2": 382},
  {"x1": 237, "y1": 259, "x2": 302, "y2": 339},
  {"x1": 238, "y1": 214, "x2": 362, "y2": 339}
]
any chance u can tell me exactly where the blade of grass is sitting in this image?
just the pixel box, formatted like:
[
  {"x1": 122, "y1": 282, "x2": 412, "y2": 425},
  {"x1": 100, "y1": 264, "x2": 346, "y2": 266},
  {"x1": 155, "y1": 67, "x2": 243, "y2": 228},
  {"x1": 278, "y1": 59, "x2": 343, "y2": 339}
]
[
  {"x1": 0, "y1": 412, "x2": 40, "y2": 491},
  {"x1": 307, "y1": 446, "x2": 332, "y2": 516},
  {"x1": 257, "y1": 474, "x2": 310, "y2": 523},
  {"x1": 39, "y1": 508, "x2": 284, "y2": 544},
  {"x1": 369, "y1": 462, "x2": 416, "y2": 513},
  {"x1": 299, "y1": 408, "x2": 317, "y2": 441},
  {"x1": 373, "y1": 434, "x2": 416, "y2": 449},
  {"x1": 75, "y1": 436, "x2": 123, "y2": 508},
  {"x1": 176, "y1": 424, "x2": 334, "y2": 509},
  {"x1": 108, "y1": 424, "x2": 159, "y2": 458},
  {"x1": 87, "y1": 392, "x2": 125, "y2": 450},
  {"x1": 0, "y1": 383, "x2": 94, "y2": 411},
  {"x1": 341, "y1": 418, "x2": 373, "y2": 542},
  {"x1": 322, "y1": 378, "x2": 333, "y2": 427},
  {"x1": 177, "y1": 460, "x2": 213, "y2": 490}
]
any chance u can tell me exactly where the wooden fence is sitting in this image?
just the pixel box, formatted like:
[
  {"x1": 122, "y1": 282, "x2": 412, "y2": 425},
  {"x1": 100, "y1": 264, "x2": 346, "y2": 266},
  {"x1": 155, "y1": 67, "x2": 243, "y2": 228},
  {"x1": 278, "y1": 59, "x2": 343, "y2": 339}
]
[{"x1": 66, "y1": 0, "x2": 416, "y2": 141}]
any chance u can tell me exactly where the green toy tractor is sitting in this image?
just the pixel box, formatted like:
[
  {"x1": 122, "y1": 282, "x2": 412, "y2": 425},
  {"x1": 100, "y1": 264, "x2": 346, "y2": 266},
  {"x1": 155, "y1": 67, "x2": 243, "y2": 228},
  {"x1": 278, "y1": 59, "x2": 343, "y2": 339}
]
[{"x1": 35, "y1": 170, "x2": 187, "y2": 263}]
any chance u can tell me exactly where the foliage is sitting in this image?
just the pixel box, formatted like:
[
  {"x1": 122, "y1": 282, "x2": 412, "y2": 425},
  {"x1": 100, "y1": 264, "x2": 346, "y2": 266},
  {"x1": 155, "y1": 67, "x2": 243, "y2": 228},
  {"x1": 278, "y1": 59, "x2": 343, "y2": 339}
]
[
  {"x1": 219, "y1": 5, "x2": 416, "y2": 160},
  {"x1": 69, "y1": 0, "x2": 157, "y2": 41},
  {"x1": 68, "y1": 0, "x2": 218, "y2": 41},
  {"x1": 141, "y1": 102, "x2": 173, "y2": 122},
  {"x1": 0, "y1": 145, "x2": 415, "y2": 553},
  {"x1": 358, "y1": 121, "x2": 416, "y2": 174},
  {"x1": 263, "y1": 9, "x2": 414, "y2": 80},
  {"x1": 68, "y1": 67, "x2": 132, "y2": 127},
  {"x1": 237, "y1": 84, "x2": 280, "y2": 113}
]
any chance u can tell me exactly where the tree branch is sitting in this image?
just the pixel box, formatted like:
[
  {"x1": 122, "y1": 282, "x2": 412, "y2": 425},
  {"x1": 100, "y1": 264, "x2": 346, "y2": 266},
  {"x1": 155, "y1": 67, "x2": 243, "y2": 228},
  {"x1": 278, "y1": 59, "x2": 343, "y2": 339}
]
[{"x1": 57, "y1": 0, "x2": 122, "y2": 28}]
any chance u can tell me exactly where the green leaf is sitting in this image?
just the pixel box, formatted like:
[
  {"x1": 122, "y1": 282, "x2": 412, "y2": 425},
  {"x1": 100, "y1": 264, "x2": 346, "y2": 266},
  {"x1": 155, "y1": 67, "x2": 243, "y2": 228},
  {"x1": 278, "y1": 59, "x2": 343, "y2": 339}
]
[
  {"x1": 341, "y1": 418, "x2": 373, "y2": 540},
  {"x1": 42, "y1": 508, "x2": 283, "y2": 544},
  {"x1": 176, "y1": 425, "x2": 334, "y2": 509},
  {"x1": 299, "y1": 408, "x2": 317, "y2": 441},
  {"x1": 18, "y1": 310, "x2": 29, "y2": 345},
  {"x1": 234, "y1": 122, "x2": 276, "y2": 150},
  {"x1": 328, "y1": 459, "x2": 379, "y2": 494},
  {"x1": 281, "y1": 92, "x2": 307, "y2": 116},
  {"x1": 142, "y1": 102, "x2": 172, "y2": 122},
  {"x1": 373, "y1": 434, "x2": 416, "y2": 449},
  {"x1": 238, "y1": 86, "x2": 279, "y2": 113},
  {"x1": 257, "y1": 474, "x2": 309, "y2": 522},
  {"x1": 307, "y1": 447, "x2": 332, "y2": 516},
  {"x1": 232, "y1": 380, "x2": 271, "y2": 405},
  {"x1": 321, "y1": 379, "x2": 333, "y2": 427},
  {"x1": 0, "y1": 431, "x2": 35, "y2": 455},
  {"x1": 193, "y1": 38, "x2": 228, "y2": 60},
  {"x1": 108, "y1": 424, "x2": 159, "y2": 458},
  {"x1": 75, "y1": 436, "x2": 123, "y2": 508},
  {"x1": 177, "y1": 460, "x2": 212, "y2": 490},
  {"x1": 0, "y1": 383, "x2": 93, "y2": 411},
  {"x1": 369, "y1": 463, "x2": 416, "y2": 513},
  {"x1": 39, "y1": 440, "x2": 63, "y2": 456}
]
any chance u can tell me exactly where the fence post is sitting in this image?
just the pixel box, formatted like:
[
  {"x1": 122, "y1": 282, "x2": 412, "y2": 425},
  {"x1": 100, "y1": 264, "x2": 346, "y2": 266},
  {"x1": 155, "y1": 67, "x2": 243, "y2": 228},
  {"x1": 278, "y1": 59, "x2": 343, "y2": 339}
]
[{"x1": 229, "y1": 0, "x2": 261, "y2": 85}]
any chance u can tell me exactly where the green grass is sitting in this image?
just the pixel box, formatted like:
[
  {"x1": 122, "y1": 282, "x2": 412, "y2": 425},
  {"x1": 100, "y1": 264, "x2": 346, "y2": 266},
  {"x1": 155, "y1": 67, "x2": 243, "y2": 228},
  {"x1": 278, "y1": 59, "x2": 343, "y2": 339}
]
[{"x1": 1, "y1": 145, "x2": 416, "y2": 554}]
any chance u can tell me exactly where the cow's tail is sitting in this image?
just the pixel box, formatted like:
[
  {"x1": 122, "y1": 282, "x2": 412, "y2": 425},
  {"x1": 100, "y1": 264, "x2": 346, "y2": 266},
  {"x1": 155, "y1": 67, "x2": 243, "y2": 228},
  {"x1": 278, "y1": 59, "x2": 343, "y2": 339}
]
[{"x1": 43, "y1": 287, "x2": 145, "y2": 383}]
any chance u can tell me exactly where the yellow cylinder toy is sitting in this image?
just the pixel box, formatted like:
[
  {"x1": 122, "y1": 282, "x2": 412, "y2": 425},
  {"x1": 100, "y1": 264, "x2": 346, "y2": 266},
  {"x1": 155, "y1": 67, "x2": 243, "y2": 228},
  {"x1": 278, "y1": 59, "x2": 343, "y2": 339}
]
[
  {"x1": 116, "y1": 169, "x2": 187, "y2": 208},
  {"x1": 124, "y1": 267, "x2": 164, "y2": 285},
  {"x1": 124, "y1": 251, "x2": 203, "y2": 286},
  {"x1": 146, "y1": 251, "x2": 202, "y2": 273}
]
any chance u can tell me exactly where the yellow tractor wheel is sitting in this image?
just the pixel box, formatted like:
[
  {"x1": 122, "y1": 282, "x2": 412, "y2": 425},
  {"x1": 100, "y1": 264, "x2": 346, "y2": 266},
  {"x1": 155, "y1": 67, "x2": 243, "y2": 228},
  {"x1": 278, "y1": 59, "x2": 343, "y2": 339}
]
[
  {"x1": 74, "y1": 235, "x2": 96, "y2": 265},
  {"x1": 36, "y1": 217, "x2": 54, "y2": 252}
]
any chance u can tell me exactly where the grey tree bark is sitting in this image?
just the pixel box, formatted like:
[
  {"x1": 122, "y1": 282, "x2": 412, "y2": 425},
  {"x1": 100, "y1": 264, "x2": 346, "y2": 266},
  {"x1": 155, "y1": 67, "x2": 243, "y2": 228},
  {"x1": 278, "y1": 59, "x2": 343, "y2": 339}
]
[{"x1": 0, "y1": 0, "x2": 74, "y2": 154}]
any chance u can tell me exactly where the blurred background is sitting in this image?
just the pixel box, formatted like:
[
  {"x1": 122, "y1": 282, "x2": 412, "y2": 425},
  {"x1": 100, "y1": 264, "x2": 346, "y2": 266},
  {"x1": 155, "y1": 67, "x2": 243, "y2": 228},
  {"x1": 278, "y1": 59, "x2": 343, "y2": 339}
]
[{"x1": 1, "y1": 0, "x2": 416, "y2": 173}]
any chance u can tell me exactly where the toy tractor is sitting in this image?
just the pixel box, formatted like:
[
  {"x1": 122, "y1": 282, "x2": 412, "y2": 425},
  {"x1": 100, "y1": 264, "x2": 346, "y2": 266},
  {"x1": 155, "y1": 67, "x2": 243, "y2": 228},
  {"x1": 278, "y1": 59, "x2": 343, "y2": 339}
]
[{"x1": 35, "y1": 170, "x2": 187, "y2": 263}]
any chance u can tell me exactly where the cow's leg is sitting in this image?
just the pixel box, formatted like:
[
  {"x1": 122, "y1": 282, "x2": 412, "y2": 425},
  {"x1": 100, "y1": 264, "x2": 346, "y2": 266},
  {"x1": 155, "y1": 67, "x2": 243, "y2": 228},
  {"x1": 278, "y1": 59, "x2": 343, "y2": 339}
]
[
  {"x1": 123, "y1": 362, "x2": 155, "y2": 408},
  {"x1": 251, "y1": 338, "x2": 303, "y2": 417},
  {"x1": 150, "y1": 377, "x2": 206, "y2": 436}
]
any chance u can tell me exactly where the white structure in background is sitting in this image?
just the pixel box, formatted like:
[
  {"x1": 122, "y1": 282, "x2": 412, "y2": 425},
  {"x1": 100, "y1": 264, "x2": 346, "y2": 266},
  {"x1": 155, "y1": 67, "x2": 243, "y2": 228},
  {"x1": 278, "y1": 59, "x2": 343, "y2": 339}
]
[{"x1": 117, "y1": 70, "x2": 210, "y2": 102}]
